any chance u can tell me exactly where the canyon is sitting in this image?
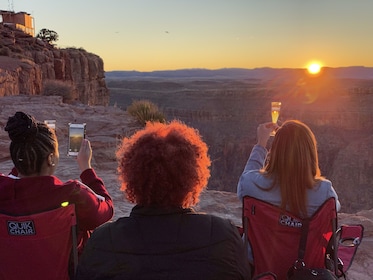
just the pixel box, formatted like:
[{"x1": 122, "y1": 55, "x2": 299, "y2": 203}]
[
  {"x1": 0, "y1": 95, "x2": 371, "y2": 280},
  {"x1": 1, "y1": 21, "x2": 373, "y2": 279},
  {"x1": 108, "y1": 74, "x2": 373, "y2": 214}
]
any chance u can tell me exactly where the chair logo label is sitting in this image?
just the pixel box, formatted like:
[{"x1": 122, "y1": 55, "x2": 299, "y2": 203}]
[
  {"x1": 7, "y1": 221, "x2": 36, "y2": 235},
  {"x1": 279, "y1": 215, "x2": 302, "y2": 228}
]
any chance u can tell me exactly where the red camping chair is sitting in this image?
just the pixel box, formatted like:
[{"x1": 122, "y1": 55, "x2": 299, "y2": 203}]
[
  {"x1": 242, "y1": 196, "x2": 338, "y2": 280},
  {"x1": 0, "y1": 204, "x2": 78, "y2": 280}
]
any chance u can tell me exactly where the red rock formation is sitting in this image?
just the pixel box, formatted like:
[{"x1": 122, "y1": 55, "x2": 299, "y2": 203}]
[{"x1": 0, "y1": 23, "x2": 109, "y2": 105}]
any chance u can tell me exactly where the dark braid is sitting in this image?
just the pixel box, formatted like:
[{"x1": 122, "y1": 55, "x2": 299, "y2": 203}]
[{"x1": 4, "y1": 112, "x2": 57, "y2": 176}]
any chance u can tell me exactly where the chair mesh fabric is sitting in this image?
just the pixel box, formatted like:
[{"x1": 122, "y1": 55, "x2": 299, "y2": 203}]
[
  {"x1": 337, "y1": 224, "x2": 364, "y2": 273},
  {"x1": 0, "y1": 204, "x2": 77, "y2": 280},
  {"x1": 253, "y1": 271, "x2": 278, "y2": 280},
  {"x1": 243, "y1": 197, "x2": 336, "y2": 280}
]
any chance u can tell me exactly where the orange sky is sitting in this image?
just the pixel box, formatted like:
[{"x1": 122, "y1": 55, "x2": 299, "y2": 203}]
[{"x1": 9, "y1": 1, "x2": 373, "y2": 71}]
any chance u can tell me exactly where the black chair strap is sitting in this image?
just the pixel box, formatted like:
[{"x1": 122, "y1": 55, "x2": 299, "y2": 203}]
[{"x1": 295, "y1": 219, "x2": 310, "y2": 268}]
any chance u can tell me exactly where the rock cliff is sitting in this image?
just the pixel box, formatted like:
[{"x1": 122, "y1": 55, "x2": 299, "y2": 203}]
[{"x1": 0, "y1": 23, "x2": 109, "y2": 105}]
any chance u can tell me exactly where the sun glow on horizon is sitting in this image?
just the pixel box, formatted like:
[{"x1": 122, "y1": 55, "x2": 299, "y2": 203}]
[{"x1": 307, "y1": 62, "x2": 322, "y2": 75}]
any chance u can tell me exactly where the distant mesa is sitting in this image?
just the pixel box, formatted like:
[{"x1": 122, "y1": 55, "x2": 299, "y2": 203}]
[{"x1": 106, "y1": 66, "x2": 373, "y2": 80}]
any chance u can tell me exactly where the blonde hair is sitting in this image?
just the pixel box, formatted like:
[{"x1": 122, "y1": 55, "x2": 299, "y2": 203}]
[{"x1": 263, "y1": 120, "x2": 323, "y2": 217}]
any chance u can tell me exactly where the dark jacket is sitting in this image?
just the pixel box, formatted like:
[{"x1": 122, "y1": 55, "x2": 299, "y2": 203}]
[{"x1": 76, "y1": 206, "x2": 251, "y2": 280}]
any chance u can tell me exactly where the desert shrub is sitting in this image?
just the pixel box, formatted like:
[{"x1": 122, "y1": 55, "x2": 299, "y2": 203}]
[
  {"x1": 42, "y1": 79, "x2": 74, "y2": 103},
  {"x1": 36, "y1": 28, "x2": 59, "y2": 44},
  {"x1": 127, "y1": 100, "x2": 166, "y2": 126}
]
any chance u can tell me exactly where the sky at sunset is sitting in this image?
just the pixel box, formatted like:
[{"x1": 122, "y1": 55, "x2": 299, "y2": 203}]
[{"x1": 3, "y1": 0, "x2": 373, "y2": 71}]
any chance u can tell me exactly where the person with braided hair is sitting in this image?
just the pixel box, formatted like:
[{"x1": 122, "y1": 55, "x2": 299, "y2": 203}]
[{"x1": 0, "y1": 112, "x2": 114, "y2": 254}]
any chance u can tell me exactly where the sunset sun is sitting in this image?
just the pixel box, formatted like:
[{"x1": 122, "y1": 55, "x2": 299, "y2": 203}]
[{"x1": 307, "y1": 63, "x2": 322, "y2": 75}]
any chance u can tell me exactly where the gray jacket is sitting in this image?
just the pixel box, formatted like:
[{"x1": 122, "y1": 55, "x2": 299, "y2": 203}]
[{"x1": 237, "y1": 144, "x2": 341, "y2": 217}]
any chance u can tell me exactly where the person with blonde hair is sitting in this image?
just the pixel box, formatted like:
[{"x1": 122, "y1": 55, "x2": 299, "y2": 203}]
[
  {"x1": 76, "y1": 120, "x2": 251, "y2": 280},
  {"x1": 237, "y1": 120, "x2": 340, "y2": 261}
]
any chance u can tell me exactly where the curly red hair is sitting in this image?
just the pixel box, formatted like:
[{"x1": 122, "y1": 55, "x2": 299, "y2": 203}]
[{"x1": 116, "y1": 120, "x2": 211, "y2": 208}]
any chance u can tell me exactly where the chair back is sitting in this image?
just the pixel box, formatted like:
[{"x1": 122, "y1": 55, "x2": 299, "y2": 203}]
[
  {"x1": 242, "y1": 196, "x2": 337, "y2": 280},
  {"x1": 0, "y1": 204, "x2": 78, "y2": 280}
]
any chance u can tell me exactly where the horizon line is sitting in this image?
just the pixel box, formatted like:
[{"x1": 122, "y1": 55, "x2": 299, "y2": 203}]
[{"x1": 105, "y1": 65, "x2": 372, "y2": 72}]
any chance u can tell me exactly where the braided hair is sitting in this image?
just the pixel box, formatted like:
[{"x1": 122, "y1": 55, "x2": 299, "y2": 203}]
[{"x1": 4, "y1": 112, "x2": 57, "y2": 176}]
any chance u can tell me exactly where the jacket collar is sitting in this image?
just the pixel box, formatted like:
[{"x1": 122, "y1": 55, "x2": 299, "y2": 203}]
[{"x1": 130, "y1": 205, "x2": 195, "y2": 217}]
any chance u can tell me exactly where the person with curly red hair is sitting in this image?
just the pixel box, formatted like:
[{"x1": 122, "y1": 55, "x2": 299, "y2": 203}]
[{"x1": 76, "y1": 120, "x2": 251, "y2": 280}]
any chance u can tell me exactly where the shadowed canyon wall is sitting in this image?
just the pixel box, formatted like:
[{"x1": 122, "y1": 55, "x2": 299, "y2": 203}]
[{"x1": 108, "y1": 75, "x2": 373, "y2": 214}]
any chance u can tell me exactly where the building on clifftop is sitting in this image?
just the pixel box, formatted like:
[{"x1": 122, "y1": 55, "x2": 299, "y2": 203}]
[{"x1": 0, "y1": 10, "x2": 34, "y2": 36}]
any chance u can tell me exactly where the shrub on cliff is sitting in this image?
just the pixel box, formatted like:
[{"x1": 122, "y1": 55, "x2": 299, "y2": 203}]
[
  {"x1": 42, "y1": 79, "x2": 74, "y2": 103},
  {"x1": 127, "y1": 100, "x2": 166, "y2": 126},
  {"x1": 36, "y1": 28, "x2": 59, "y2": 44}
]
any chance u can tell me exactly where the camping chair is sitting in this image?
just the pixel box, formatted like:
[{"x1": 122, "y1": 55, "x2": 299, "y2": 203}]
[
  {"x1": 0, "y1": 204, "x2": 78, "y2": 280},
  {"x1": 242, "y1": 196, "x2": 338, "y2": 280}
]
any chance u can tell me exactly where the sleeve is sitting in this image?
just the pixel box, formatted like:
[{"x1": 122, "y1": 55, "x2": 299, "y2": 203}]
[
  {"x1": 75, "y1": 224, "x2": 112, "y2": 280},
  {"x1": 80, "y1": 168, "x2": 112, "y2": 202},
  {"x1": 328, "y1": 183, "x2": 341, "y2": 212},
  {"x1": 227, "y1": 223, "x2": 252, "y2": 279},
  {"x1": 75, "y1": 238, "x2": 101, "y2": 279},
  {"x1": 69, "y1": 169, "x2": 114, "y2": 231},
  {"x1": 237, "y1": 145, "x2": 268, "y2": 200}
]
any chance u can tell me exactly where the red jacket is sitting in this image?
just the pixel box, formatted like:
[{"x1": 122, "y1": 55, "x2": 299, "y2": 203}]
[{"x1": 0, "y1": 168, "x2": 114, "y2": 251}]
